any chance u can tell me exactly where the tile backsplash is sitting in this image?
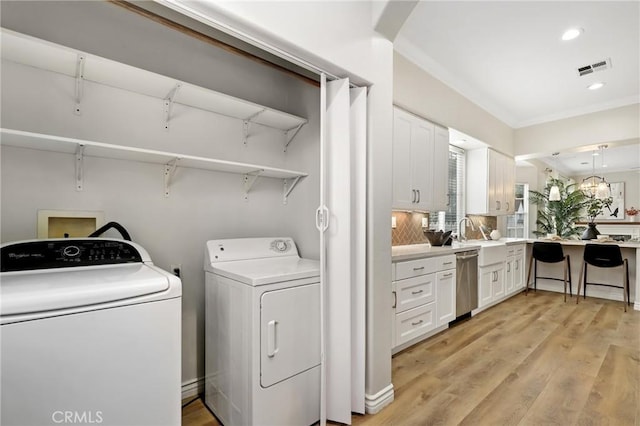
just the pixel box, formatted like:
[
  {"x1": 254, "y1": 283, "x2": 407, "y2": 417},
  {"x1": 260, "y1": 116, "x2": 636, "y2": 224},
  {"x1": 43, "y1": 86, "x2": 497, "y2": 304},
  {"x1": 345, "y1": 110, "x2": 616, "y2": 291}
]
[
  {"x1": 392, "y1": 211, "x2": 498, "y2": 246},
  {"x1": 392, "y1": 211, "x2": 430, "y2": 246},
  {"x1": 465, "y1": 215, "x2": 498, "y2": 240}
]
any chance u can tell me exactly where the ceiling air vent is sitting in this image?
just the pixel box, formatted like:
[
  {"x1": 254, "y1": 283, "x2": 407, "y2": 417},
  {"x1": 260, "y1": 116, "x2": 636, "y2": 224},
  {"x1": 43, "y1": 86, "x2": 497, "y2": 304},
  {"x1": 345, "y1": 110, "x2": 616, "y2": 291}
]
[{"x1": 577, "y1": 58, "x2": 612, "y2": 76}]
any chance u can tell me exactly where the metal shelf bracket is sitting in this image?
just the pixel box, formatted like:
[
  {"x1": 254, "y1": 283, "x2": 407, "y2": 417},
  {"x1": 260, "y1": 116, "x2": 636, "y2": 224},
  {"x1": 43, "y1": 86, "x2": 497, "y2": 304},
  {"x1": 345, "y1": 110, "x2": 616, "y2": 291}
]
[
  {"x1": 75, "y1": 144, "x2": 85, "y2": 191},
  {"x1": 283, "y1": 175, "x2": 302, "y2": 204},
  {"x1": 243, "y1": 169, "x2": 263, "y2": 200},
  {"x1": 164, "y1": 83, "x2": 182, "y2": 131},
  {"x1": 74, "y1": 54, "x2": 86, "y2": 116},
  {"x1": 243, "y1": 109, "x2": 265, "y2": 146},
  {"x1": 164, "y1": 158, "x2": 178, "y2": 197},
  {"x1": 284, "y1": 123, "x2": 305, "y2": 152}
]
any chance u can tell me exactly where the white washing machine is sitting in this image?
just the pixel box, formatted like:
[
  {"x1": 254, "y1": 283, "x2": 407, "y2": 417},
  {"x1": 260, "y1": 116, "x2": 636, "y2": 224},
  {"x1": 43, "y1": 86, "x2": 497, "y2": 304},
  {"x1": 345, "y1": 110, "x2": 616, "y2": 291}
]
[
  {"x1": 0, "y1": 238, "x2": 182, "y2": 426},
  {"x1": 204, "y1": 237, "x2": 320, "y2": 426}
]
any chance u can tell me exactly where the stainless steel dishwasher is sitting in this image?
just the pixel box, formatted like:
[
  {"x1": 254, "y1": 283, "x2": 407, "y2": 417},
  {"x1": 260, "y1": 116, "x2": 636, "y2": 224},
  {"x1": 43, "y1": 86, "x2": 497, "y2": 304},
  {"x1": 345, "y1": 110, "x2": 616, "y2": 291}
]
[{"x1": 456, "y1": 250, "x2": 478, "y2": 319}]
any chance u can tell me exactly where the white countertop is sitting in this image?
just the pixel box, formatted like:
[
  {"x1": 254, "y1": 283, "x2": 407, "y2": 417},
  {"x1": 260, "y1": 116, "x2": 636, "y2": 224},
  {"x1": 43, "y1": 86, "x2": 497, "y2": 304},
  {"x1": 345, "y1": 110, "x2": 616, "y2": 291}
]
[{"x1": 392, "y1": 238, "x2": 530, "y2": 262}]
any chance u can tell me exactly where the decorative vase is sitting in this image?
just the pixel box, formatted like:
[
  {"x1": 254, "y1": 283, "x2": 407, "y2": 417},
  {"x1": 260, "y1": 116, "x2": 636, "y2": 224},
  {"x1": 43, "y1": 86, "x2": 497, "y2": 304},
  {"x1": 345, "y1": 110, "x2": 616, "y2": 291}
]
[{"x1": 582, "y1": 223, "x2": 600, "y2": 240}]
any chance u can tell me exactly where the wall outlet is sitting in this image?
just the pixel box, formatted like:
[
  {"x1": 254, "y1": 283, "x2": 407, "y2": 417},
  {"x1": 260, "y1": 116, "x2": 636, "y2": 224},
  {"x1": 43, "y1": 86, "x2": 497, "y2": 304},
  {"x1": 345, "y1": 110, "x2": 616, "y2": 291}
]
[
  {"x1": 391, "y1": 216, "x2": 397, "y2": 229},
  {"x1": 422, "y1": 218, "x2": 429, "y2": 228},
  {"x1": 171, "y1": 264, "x2": 182, "y2": 278}
]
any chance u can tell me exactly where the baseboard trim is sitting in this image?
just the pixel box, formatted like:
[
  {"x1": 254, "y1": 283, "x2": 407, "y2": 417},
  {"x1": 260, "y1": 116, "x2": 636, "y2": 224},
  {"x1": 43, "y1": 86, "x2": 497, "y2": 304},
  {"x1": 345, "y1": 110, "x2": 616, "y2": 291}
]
[
  {"x1": 181, "y1": 377, "x2": 205, "y2": 400},
  {"x1": 364, "y1": 384, "x2": 394, "y2": 414}
]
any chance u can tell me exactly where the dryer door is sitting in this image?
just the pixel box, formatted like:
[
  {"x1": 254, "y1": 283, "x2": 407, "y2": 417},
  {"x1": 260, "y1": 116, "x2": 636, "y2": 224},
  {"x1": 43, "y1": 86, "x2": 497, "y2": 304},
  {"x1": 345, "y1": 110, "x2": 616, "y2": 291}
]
[{"x1": 260, "y1": 282, "x2": 320, "y2": 388}]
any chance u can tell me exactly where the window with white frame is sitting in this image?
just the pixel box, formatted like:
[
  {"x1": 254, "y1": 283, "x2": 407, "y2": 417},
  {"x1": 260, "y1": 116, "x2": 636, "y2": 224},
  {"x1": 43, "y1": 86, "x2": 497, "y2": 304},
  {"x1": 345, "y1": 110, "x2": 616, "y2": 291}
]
[{"x1": 429, "y1": 146, "x2": 465, "y2": 232}]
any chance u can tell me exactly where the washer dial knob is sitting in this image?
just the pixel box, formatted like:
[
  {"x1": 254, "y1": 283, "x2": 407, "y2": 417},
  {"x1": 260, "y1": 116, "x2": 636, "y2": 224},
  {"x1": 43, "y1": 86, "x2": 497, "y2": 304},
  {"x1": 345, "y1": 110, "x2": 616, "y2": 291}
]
[{"x1": 63, "y1": 245, "x2": 81, "y2": 257}]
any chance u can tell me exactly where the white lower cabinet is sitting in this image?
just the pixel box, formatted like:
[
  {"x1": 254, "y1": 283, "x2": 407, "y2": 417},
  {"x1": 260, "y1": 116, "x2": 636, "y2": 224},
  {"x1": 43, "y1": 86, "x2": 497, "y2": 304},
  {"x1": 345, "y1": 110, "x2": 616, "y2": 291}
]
[
  {"x1": 505, "y1": 244, "x2": 526, "y2": 294},
  {"x1": 505, "y1": 256, "x2": 515, "y2": 294},
  {"x1": 479, "y1": 263, "x2": 505, "y2": 309},
  {"x1": 395, "y1": 302, "x2": 437, "y2": 347},
  {"x1": 513, "y1": 245, "x2": 525, "y2": 290},
  {"x1": 478, "y1": 243, "x2": 526, "y2": 311},
  {"x1": 436, "y1": 270, "x2": 456, "y2": 326},
  {"x1": 392, "y1": 254, "x2": 455, "y2": 352}
]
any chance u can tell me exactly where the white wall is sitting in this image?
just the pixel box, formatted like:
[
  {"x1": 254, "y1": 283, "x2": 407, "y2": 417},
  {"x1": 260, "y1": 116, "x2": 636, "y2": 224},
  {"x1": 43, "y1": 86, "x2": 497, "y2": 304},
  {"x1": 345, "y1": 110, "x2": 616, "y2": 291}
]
[
  {"x1": 1, "y1": 1, "x2": 319, "y2": 393},
  {"x1": 394, "y1": 51, "x2": 514, "y2": 155},
  {"x1": 514, "y1": 104, "x2": 640, "y2": 158}
]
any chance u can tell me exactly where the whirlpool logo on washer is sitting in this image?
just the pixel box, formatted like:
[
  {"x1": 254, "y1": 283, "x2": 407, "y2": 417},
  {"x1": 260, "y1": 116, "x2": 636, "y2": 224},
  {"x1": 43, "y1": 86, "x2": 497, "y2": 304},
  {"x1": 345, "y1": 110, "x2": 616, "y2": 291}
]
[
  {"x1": 51, "y1": 411, "x2": 103, "y2": 424},
  {"x1": 270, "y1": 239, "x2": 291, "y2": 253}
]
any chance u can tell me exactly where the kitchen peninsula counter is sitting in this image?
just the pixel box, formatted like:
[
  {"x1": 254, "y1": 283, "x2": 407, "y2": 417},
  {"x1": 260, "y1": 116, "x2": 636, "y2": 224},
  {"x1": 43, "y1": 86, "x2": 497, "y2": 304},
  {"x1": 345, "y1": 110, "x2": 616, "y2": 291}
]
[{"x1": 524, "y1": 239, "x2": 640, "y2": 310}]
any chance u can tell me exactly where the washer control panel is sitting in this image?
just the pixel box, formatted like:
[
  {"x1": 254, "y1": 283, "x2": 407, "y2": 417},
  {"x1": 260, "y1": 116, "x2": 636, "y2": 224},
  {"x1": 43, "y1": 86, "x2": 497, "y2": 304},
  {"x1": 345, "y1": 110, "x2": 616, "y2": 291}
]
[{"x1": 1, "y1": 239, "x2": 143, "y2": 272}]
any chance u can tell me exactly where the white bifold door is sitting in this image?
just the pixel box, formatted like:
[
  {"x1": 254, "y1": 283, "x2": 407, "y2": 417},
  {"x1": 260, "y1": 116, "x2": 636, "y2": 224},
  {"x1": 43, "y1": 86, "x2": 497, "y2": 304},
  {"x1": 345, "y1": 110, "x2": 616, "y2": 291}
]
[{"x1": 317, "y1": 75, "x2": 366, "y2": 425}]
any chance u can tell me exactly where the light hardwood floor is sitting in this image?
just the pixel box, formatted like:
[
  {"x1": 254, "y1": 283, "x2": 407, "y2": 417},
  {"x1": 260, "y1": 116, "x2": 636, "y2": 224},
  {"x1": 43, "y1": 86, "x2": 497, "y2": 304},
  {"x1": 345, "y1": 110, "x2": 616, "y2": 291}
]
[{"x1": 183, "y1": 290, "x2": 640, "y2": 426}]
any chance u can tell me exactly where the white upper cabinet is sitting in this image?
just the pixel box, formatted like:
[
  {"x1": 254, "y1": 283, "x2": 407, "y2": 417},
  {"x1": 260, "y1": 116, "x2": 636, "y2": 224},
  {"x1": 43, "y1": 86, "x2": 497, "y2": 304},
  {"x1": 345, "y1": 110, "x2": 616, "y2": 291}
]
[
  {"x1": 392, "y1": 107, "x2": 448, "y2": 211},
  {"x1": 466, "y1": 148, "x2": 515, "y2": 215}
]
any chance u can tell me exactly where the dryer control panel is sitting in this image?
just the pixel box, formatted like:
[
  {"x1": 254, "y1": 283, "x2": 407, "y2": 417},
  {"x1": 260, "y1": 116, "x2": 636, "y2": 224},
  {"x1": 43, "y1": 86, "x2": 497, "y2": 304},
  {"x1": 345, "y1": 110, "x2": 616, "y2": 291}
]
[{"x1": 1, "y1": 239, "x2": 143, "y2": 272}]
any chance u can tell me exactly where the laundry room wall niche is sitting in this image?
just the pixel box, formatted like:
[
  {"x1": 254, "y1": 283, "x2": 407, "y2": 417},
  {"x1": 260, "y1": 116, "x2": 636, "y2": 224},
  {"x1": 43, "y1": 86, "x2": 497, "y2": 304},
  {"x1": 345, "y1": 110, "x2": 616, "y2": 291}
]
[{"x1": 0, "y1": 1, "x2": 320, "y2": 397}]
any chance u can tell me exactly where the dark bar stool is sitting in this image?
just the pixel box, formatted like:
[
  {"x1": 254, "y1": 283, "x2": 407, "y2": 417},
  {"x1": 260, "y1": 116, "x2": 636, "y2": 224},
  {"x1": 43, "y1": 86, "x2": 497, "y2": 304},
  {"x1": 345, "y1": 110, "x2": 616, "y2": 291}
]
[
  {"x1": 526, "y1": 242, "x2": 572, "y2": 302},
  {"x1": 577, "y1": 243, "x2": 630, "y2": 312}
]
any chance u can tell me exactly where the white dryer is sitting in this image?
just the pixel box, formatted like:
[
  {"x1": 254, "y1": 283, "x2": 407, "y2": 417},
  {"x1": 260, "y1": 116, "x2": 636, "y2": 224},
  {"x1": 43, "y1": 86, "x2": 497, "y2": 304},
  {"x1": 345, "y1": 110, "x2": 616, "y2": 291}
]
[
  {"x1": 204, "y1": 237, "x2": 320, "y2": 426},
  {"x1": 0, "y1": 238, "x2": 182, "y2": 426}
]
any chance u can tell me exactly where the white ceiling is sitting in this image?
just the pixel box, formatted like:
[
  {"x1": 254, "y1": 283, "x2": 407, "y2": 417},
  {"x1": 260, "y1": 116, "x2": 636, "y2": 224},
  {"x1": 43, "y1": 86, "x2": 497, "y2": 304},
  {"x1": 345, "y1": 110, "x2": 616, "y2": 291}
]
[{"x1": 394, "y1": 1, "x2": 640, "y2": 175}]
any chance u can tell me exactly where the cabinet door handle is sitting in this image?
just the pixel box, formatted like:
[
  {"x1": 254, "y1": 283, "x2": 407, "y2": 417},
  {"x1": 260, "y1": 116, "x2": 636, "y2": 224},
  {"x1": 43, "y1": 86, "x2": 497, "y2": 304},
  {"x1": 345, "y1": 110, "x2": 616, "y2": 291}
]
[
  {"x1": 442, "y1": 272, "x2": 453, "y2": 278},
  {"x1": 413, "y1": 266, "x2": 425, "y2": 271},
  {"x1": 411, "y1": 289, "x2": 424, "y2": 295},
  {"x1": 442, "y1": 261, "x2": 453, "y2": 266},
  {"x1": 507, "y1": 263, "x2": 511, "y2": 272},
  {"x1": 446, "y1": 193, "x2": 451, "y2": 206},
  {"x1": 506, "y1": 202, "x2": 510, "y2": 211},
  {"x1": 392, "y1": 291, "x2": 397, "y2": 308},
  {"x1": 411, "y1": 319, "x2": 424, "y2": 326},
  {"x1": 416, "y1": 190, "x2": 421, "y2": 203},
  {"x1": 515, "y1": 260, "x2": 519, "y2": 270}
]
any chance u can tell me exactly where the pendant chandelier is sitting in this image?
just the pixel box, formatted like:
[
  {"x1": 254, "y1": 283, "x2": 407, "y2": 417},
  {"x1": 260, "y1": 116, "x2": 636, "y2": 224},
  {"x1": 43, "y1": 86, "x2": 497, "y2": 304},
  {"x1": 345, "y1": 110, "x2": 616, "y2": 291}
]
[{"x1": 580, "y1": 145, "x2": 610, "y2": 199}]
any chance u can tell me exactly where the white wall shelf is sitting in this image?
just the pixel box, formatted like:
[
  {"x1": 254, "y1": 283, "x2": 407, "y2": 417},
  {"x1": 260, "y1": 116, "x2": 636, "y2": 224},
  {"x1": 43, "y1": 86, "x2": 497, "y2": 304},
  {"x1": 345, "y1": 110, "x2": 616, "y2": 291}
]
[
  {"x1": 1, "y1": 29, "x2": 308, "y2": 146},
  {"x1": 1, "y1": 128, "x2": 307, "y2": 202}
]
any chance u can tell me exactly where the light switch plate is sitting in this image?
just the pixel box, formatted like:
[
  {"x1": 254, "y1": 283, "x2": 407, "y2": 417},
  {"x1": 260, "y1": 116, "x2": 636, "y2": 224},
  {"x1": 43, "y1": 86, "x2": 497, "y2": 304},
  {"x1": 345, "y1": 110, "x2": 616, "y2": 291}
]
[
  {"x1": 422, "y1": 218, "x2": 429, "y2": 228},
  {"x1": 391, "y1": 216, "x2": 397, "y2": 229}
]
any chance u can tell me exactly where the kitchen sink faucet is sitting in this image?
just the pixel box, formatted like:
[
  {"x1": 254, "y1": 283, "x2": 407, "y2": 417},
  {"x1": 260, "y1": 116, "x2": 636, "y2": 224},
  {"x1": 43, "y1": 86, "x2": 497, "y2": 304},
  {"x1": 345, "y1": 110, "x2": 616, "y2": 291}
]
[{"x1": 457, "y1": 217, "x2": 476, "y2": 241}]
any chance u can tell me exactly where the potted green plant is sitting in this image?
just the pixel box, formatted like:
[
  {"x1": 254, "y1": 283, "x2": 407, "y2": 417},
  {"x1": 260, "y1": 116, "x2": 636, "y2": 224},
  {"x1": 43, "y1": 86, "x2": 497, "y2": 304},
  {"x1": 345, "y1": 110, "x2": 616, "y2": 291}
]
[
  {"x1": 581, "y1": 196, "x2": 613, "y2": 240},
  {"x1": 529, "y1": 178, "x2": 588, "y2": 239}
]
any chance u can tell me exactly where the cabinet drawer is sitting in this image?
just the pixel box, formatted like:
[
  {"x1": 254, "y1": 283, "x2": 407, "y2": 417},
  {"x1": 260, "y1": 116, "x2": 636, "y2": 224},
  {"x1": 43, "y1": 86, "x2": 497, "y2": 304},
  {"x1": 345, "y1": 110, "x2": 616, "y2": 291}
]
[
  {"x1": 395, "y1": 274, "x2": 435, "y2": 313},
  {"x1": 395, "y1": 258, "x2": 433, "y2": 280},
  {"x1": 433, "y1": 255, "x2": 455, "y2": 271},
  {"x1": 507, "y1": 244, "x2": 525, "y2": 257},
  {"x1": 395, "y1": 302, "x2": 436, "y2": 346}
]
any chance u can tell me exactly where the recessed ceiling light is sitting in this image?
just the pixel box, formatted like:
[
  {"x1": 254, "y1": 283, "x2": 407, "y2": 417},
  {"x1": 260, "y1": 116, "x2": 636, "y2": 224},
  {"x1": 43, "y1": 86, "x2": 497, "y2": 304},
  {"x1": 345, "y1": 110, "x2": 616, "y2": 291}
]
[
  {"x1": 562, "y1": 27, "x2": 583, "y2": 41},
  {"x1": 588, "y1": 82, "x2": 605, "y2": 90}
]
